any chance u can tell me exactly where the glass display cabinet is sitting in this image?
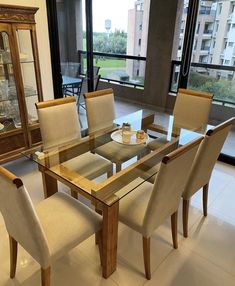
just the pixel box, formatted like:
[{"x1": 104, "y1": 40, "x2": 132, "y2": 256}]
[{"x1": 0, "y1": 4, "x2": 43, "y2": 163}]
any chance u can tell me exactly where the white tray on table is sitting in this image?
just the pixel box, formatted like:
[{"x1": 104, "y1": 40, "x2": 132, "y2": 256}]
[{"x1": 111, "y1": 130, "x2": 149, "y2": 145}]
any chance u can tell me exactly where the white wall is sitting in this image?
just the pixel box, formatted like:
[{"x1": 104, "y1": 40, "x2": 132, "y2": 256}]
[{"x1": 0, "y1": 0, "x2": 54, "y2": 100}]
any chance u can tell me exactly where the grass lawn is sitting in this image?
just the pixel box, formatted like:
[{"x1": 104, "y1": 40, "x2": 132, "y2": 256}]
[
  {"x1": 94, "y1": 58, "x2": 126, "y2": 68},
  {"x1": 82, "y1": 58, "x2": 126, "y2": 70}
]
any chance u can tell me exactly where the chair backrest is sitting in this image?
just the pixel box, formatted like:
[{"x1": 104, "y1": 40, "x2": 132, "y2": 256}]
[
  {"x1": 85, "y1": 66, "x2": 100, "y2": 77},
  {"x1": 84, "y1": 88, "x2": 116, "y2": 133},
  {"x1": 62, "y1": 62, "x2": 81, "y2": 78},
  {"x1": 36, "y1": 97, "x2": 81, "y2": 149},
  {"x1": 183, "y1": 117, "x2": 234, "y2": 200},
  {"x1": 173, "y1": 88, "x2": 213, "y2": 129},
  {"x1": 94, "y1": 74, "x2": 101, "y2": 91},
  {"x1": 142, "y1": 136, "x2": 203, "y2": 237},
  {"x1": 0, "y1": 166, "x2": 50, "y2": 268},
  {"x1": 93, "y1": 66, "x2": 100, "y2": 76}
]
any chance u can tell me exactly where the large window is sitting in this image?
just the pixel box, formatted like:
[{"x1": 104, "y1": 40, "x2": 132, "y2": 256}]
[
  {"x1": 91, "y1": 0, "x2": 150, "y2": 86},
  {"x1": 170, "y1": 0, "x2": 235, "y2": 160},
  {"x1": 188, "y1": 0, "x2": 235, "y2": 107},
  {"x1": 171, "y1": 0, "x2": 235, "y2": 108},
  {"x1": 56, "y1": 0, "x2": 86, "y2": 76}
]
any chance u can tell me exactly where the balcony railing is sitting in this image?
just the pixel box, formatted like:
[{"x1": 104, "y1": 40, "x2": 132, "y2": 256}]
[
  {"x1": 169, "y1": 60, "x2": 235, "y2": 107},
  {"x1": 78, "y1": 50, "x2": 146, "y2": 88},
  {"x1": 76, "y1": 50, "x2": 235, "y2": 108}
]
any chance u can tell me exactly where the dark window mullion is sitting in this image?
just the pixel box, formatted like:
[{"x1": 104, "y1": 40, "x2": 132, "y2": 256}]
[{"x1": 178, "y1": 0, "x2": 200, "y2": 89}]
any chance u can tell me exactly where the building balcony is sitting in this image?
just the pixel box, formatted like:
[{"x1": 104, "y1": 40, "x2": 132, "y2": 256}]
[
  {"x1": 203, "y1": 29, "x2": 213, "y2": 34},
  {"x1": 201, "y1": 46, "x2": 210, "y2": 51},
  {"x1": 227, "y1": 13, "x2": 235, "y2": 23}
]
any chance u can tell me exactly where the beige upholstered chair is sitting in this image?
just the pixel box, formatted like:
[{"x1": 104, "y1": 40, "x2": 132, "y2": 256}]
[
  {"x1": 119, "y1": 136, "x2": 203, "y2": 279},
  {"x1": 36, "y1": 97, "x2": 113, "y2": 197},
  {"x1": 148, "y1": 88, "x2": 213, "y2": 151},
  {"x1": 0, "y1": 166, "x2": 102, "y2": 286},
  {"x1": 173, "y1": 88, "x2": 213, "y2": 129},
  {"x1": 182, "y1": 117, "x2": 234, "y2": 237},
  {"x1": 84, "y1": 89, "x2": 147, "y2": 172}
]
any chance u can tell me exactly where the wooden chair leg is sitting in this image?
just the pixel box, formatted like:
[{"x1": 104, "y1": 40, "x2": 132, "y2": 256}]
[
  {"x1": 116, "y1": 163, "x2": 122, "y2": 173},
  {"x1": 41, "y1": 267, "x2": 51, "y2": 286},
  {"x1": 203, "y1": 183, "x2": 208, "y2": 217},
  {"x1": 171, "y1": 211, "x2": 178, "y2": 249},
  {"x1": 183, "y1": 199, "x2": 189, "y2": 238},
  {"x1": 95, "y1": 207, "x2": 103, "y2": 244},
  {"x1": 107, "y1": 168, "x2": 113, "y2": 178},
  {"x1": 9, "y1": 235, "x2": 17, "y2": 278},
  {"x1": 143, "y1": 236, "x2": 151, "y2": 280},
  {"x1": 70, "y1": 190, "x2": 78, "y2": 199},
  {"x1": 97, "y1": 229, "x2": 103, "y2": 266}
]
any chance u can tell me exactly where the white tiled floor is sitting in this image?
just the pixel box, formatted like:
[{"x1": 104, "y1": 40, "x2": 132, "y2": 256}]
[
  {"x1": 0, "y1": 158, "x2": 235, "y2": 286},
  {"x1": 0, "y1": 98, "x2": 235, "y2": 285}
]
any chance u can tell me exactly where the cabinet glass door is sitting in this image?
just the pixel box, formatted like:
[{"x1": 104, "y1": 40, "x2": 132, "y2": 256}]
[
  {"x1": 0, "y1": 31, "x2": 21, "y2": 132},
  {"x1": 16, "y1": 29, "x2": 39, "y2": 125}
]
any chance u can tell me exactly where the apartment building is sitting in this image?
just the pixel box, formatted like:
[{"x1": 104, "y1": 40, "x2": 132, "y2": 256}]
[
  {"x1": 178, "y1": 0, "x2": 235, "y2": 80},
  {"x1": 126, "y1": 0, "x2": 150, "y2": 79}
]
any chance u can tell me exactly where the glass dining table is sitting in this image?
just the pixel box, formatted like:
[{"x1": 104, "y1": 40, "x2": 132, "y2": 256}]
[{"x1": 23, "y1": 110, "x2": 210, "y2": 278}]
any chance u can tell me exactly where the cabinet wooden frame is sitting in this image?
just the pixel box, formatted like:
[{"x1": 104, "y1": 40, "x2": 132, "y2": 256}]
[{"x1": 0, "y1": 4, "x2": 43, "y2": 164}]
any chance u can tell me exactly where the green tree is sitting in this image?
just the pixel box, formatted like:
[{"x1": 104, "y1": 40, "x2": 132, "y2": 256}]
[
  {"x1": 188, "y1": 72, "x2": 235, "y2": 104},
  {"x1": 93, "y1": 30, "x2": 127, "y2": 54}
]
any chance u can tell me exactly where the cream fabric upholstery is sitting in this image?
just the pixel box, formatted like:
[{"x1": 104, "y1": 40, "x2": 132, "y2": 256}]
[
  {"x1": 173, "y1": 89, "x2": 213, "y2": 129},
  {"x1": 119, "y1": 138, "x2": 202, "y2": 238},
  {"x1": 183, "y1": 118, "x2": 234, "y2": 200},
  {"x1": 85, "y1": 89, "x2": 147, "y2": 168},
  {"x1": 95, "y1": 141, "x2": 146, "y2": 163},
  {"x1": 147, "y1": 89, "x2": 213, "y2": 151},
  {"x1": 37, "y1": 98, "x2": 113, "y2": 180},
  {"x1": 36, "y1": 192, "x2": 101, "y2": 263},
  {"x1": 37, "y1": 102, "x2": 81, "y2": 150},
  {"x1": 147, "y1": 137, "x2": 169, "y2": 152},
  {"x1": 85, "y1": 92, "x2": 115, "y2": 134},
  {"x1": 62, "y1": 152, "x2": 113, "y2": 179},
  {"x1": 0, "y1": 168, "x2": 102, "y2": 269},
  {"x1": 0, "y1": 173, "x2": 50, "y2": 268}
]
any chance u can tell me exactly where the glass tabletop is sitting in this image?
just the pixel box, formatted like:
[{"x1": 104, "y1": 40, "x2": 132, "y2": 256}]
[
  {"x1": 62, "y1": 76, "x2": 83, "y2": 86},
  {"x1": 23, "y1": 110, "x2": 212, "y2": 206}
]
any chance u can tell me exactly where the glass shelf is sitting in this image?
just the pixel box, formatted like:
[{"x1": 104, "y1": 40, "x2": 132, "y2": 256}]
[
  {"x1": 20, "y1": 60, "x2": 35, "y2": 64},
  {"x1": 0, "y1": 61, "x2": 12, "y2": 65},
  {"x1": 0, "y1": 60, "x2": 35, "y2": 65},
  {"x1": 0, "y1": 92, "x2": 38, "y2": 102},
  {"x1": 0, "y1": 117, "x2": 20, "y2": 132}
]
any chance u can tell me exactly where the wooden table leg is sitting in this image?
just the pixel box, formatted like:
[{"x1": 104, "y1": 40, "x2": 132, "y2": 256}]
[
  {"x1": 102, "y1": 201, "x2": 119, "y2": 278},
  {"x1": 40, "y1": 168, "x2": 58, "y2": 198}
]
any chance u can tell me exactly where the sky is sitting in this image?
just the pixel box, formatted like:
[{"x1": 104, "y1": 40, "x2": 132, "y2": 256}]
[{"x1": 90, "y1": 0, "x2": 136, "y2": 32}]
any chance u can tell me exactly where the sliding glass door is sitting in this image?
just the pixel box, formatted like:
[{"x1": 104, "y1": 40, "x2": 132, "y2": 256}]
[{"x1": 174, "y1": 0, "x2": 235, "y2": 163}]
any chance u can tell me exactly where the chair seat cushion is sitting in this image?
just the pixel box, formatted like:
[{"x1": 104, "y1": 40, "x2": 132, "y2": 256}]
[
  {"x1": 147, "y1": 137, "x2": 168, "y2": 151},
  {"x1": 119, "y1": 179, "x2": 153, "y2": 235},
  {"x1": 36, "y1": 192, "x2": 102, "y2": 261},
  {"x1": 62, "y1": 152, "x2": 113, "y2": 179},
  {"x1": 95, "y1": 141, "x2": 147, "y2": 163}
]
